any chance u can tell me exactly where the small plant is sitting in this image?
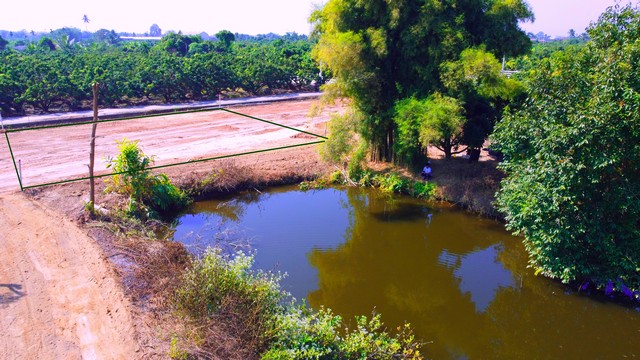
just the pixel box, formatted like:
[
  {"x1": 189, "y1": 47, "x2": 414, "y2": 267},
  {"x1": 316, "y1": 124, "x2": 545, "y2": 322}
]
[
  {"x1": 328, "y1": 170, "x2": 344, "y2": 184},
  {"x1": 168, "y1": 336, "x2": 188, "y2": 360},
  {"x1": 175, "y1": 248, "x2": 286, "y2": 354},
  {"x1": 373, "y1": 173, "x2": 409, "y2": 194},
  {"x1": 105, "y1": 139, "x2": 190, "y2": 219},
  {"x1": 264, "y1": 306, "x2": 424, "y2": 359},
  {"x1": 299, "y1": 178, "x2": 328, "y2": 191},
  {"x1": 411, "y1": 181, "x2": 436, "y2": 199}
]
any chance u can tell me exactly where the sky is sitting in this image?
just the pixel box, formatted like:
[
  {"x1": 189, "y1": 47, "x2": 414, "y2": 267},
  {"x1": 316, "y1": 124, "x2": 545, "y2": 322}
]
[{"x1": 0, "y1": 0, "x2": 627, "y2": 38}]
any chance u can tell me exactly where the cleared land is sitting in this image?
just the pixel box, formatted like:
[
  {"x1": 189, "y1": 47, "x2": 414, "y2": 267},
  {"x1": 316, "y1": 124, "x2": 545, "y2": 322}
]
[{"x1": 0, "y1": 99, "x2": 338, "y2": 192}]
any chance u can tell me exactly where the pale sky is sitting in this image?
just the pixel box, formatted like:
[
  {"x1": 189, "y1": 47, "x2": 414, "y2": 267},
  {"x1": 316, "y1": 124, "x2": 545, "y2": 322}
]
[{"x1": 0, "y1": 0, "x2": 628, "y2": 37}]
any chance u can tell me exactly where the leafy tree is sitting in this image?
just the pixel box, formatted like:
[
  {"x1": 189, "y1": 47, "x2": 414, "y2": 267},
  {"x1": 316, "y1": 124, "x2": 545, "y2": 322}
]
[
  {"x1": 37, "y1": 37, "x2": 56, "y2": 51},
  {"x1": 93, "y1": 29, "x2": 121, "y2": 45},
  {"x1": 491, "y1": 4, "x2": 640, "y2": 291},
  {"x1": 157, "y1": 32, "x2": 201, "y2": 56},
  {"x1": 416, "y1": 94, "x2": 465, "y2": 159},
  {"x1": 0, "y1": 35, "x2": 7, "y2": 51},
  {"x1": 17, "y1": 52, "x2": 73, "y2": 112},
  {"x1": 311, "y1": 0, "x2": 533, "y2": 162},
  {"x1": 215, "y1": 30, "x2": 235, "y2": 51},
  {"x1": 82, "y1": 14, "x2": 90, "y2": 31},
  {"x1": 149, "y1": 24, "x2": 162, "y2": 37},
  {"x1": 440, "y1": 47, "x2": 523, "y2": 156}
]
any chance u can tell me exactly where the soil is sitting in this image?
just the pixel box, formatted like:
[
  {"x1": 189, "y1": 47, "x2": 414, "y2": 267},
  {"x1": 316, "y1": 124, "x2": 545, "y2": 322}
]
[
  {"x1": 0, "y1": 99, "x2": 346, "y2": 359},
  {"x1": 0, "y1": 193, "x2": 137, "y2": 359}
]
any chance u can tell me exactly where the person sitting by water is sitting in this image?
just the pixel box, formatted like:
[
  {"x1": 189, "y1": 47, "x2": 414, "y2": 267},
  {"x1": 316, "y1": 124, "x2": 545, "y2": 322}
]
[{"x1": 421, "y1": 162, "x2": 432, "y2": 180}]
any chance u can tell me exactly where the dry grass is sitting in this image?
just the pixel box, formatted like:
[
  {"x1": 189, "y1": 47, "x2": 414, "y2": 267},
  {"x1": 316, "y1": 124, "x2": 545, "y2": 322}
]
[{"x1": 426, "y1": 147, "x2": 504, "y2": 219}]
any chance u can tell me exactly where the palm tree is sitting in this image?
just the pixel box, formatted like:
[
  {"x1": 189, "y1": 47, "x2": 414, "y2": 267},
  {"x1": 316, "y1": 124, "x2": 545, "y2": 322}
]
[{"x1": 82, "y1": 14, "x2": 90, "y2": 31}]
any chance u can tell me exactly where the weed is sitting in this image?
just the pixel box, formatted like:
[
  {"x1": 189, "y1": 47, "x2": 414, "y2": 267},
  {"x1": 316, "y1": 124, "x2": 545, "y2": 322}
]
[
  {"x1": 105, "y1": 139, "x2": 190, "y2": 220},
  {"x1": 373, "y1": 173, "x2": 410, "y2": 194},
  {"x1": 168, "y1": 336, "x2": 189, "y2": 360}
]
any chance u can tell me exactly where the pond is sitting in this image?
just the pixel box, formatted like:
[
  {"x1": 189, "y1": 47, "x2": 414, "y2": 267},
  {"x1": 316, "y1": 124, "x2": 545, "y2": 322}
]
[{"x1": 171, "y1": 186, "x2": 640, "y2": 359}]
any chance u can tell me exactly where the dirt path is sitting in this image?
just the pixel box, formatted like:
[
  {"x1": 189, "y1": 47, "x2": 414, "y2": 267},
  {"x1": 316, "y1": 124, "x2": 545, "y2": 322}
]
[{"x1": 0, "y1": 192, "x2": 137, "y2": 359}]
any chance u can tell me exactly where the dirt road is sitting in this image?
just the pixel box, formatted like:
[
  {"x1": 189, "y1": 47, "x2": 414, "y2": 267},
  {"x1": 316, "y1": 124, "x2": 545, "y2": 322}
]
[{"x1": 0, "y1": 192, "x2": 137, "y2": 359}]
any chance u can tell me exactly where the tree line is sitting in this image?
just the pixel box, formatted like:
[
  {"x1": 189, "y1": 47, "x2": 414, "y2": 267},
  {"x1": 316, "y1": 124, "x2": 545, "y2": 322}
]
[{"x1": 0, "y1": 31, "x2": 322, "y2": 116}]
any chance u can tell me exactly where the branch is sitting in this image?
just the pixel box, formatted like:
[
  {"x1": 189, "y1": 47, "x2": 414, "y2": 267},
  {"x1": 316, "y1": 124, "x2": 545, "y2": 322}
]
[{"x1": 451, "y1": 147, "x2": 469, "y2": 155}]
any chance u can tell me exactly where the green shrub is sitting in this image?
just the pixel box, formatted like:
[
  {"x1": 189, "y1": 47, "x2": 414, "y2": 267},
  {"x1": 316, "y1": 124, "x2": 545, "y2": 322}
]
[
  {"x1": 373, "y1": 173, "x2": 409, "y2": 194},
  {"x1": 105, "y1": 139, "x2": 190, "y2": 219},
  {"x1": 264, "y1": 305, "x2": 423, "y2": 359},
  {"x1": 175, "y1": 248, "x2": 286, "y2": 322},
  {"x1": 411, "y1": 181, "x2": 436, "y2": 199},
  {"x1": 329, "y1": 170, "x2": 344, "y2": 184}
]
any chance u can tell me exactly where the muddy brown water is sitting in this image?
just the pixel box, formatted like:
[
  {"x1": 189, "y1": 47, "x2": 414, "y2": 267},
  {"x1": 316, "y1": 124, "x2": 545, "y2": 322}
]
[{"x1": 171, "y1": 186, "x2": 640, "y2": 359}]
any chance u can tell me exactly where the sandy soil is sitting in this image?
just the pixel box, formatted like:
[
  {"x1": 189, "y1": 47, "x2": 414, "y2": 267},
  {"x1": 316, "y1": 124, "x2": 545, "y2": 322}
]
[
  {"x1": 0, "y1": 193, "x2": 137, "y2": 359},
  {"x1": 0, "y1": 99, "x2": 344, "y2": 359},
  {"x1": 0, "y1": 100, "x2": 338, "y2": 192}
]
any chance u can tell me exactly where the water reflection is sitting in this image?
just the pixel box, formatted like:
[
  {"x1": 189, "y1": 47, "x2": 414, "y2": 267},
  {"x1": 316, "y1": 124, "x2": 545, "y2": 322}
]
[{"x1": 171, "y1": 186, "x2": 640, "y2": 359}]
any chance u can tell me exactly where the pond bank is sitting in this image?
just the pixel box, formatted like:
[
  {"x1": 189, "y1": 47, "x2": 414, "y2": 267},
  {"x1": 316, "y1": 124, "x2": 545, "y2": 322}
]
[{"x1": 27, "y1": 144, "x2": 503, "y2": 358}]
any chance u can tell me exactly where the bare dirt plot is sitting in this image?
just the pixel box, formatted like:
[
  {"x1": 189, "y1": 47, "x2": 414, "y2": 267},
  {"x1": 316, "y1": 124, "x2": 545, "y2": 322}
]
[{"x1": 0, "y1": 99, "x2": 338, "y2": 193}]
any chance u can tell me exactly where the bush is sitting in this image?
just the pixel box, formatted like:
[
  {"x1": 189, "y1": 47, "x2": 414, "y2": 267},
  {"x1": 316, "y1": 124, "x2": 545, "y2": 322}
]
[
  {"x1": 264, "y1": 305, "x2": 423, "y2": 359},
  {"x1": 492, "y1": 4, "x2": 640, "y2": 292},
  {"x1": 411, "y1": 181, "x2": 436, "y2": 199},
  {"x1": 176, "y1": 248, "x2": 286, "y2": 321},
  {"x1": 373, "y1": 173, "x2": 409, "y2": 194},
  {"x1": 105, "y1": 139, "x2": 190, "y2": 219},
  {"x1": 175, "y1": 248, "x2": 286, "y2": 355}
]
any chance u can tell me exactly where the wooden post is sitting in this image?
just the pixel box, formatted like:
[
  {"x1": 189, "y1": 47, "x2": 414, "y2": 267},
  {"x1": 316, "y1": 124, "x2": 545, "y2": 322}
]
[{"x1": 89, "y1": 82, "x2": 99, "y2": 212}]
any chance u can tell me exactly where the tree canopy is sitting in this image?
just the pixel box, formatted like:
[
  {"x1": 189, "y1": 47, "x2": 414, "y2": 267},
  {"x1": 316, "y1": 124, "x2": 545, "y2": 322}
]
[
  {"x1": 0, "y1": 32, "x2": 321, "y2": 115},
  {"x1": 492, "y1": 3, "x2": 640, "y2": 293},
  {"x1": 312, "y1": 0, "x2": 533, "y2": 162}
]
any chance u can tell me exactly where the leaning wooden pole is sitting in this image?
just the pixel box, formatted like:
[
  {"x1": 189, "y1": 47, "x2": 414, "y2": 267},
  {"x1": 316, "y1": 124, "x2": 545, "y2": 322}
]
[{"x1": 89, "y1": 82, "x2": 99, "y2": 211}]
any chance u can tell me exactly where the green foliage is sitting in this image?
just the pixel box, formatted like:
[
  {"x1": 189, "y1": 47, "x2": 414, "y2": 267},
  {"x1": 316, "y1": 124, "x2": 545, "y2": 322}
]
[
  {"x1": 441, "y1": 47, "x2": 522, "y2": 101},
  {"x1": 175, "y1": 248, "x2": 286, "y2": 323},
  {"x1": 299, "y1": 179, "x2": 328, "y2": 191},
  {"x1": 319, "y1": 110, "x2": 362, "y2": 165},
  {"x1": 373, "y1": 173, "x2": 410, "y2": 194},
  {"x1": 411, "y1": 181, "x2": 437, "y2": 199},
  {"x1": 393, "y1": 98, "x2": 428, "y2": 166},
  {"x1": 0, "y1": 34, "x2": 320, "y2": 116},
  {"x1": 418, "y1": 93, "x2": 466, "y2": 159},
  {"x1": 215, "y1": 30, "x2": 235, "y2": 51},
  {"x1": 312, "y1": 0, "x2": 533, "y2": 162},
  {"x1": 105, "y1": 139, "x2": 189, "y2": 219},
  {"x1": 264, "y1": 306, "x2": 423, "y2": 359},
  {"x1": 491, "y1": 3, "x2": 640, "y2": 291},
  {"x1": 168, "y1": 336, "x2": 189, "y2": 360},
  {"x1": 329, "y1": 170, "x2": 344, "y2": 184}
]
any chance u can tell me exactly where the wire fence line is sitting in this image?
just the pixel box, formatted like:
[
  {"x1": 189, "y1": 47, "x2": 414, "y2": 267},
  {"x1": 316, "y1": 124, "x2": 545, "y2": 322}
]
[{"x1": 3, "y1": 107, "x2": 327, "y2": 191}]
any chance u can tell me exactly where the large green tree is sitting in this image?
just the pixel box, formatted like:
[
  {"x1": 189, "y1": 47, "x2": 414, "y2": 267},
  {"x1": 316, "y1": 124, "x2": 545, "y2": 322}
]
[
  {"x1": 492, "y1": 4, "x2": 640, "y2": 292},
  {"x1": 312, "y1": 0, "x2": 533, "y2": 162}
]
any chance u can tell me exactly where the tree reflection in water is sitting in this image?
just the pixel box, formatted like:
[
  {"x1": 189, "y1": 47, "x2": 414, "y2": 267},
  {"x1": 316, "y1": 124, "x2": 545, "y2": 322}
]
[{"x1": 172, "y1": 186, "x2": 640, "y2": 359}]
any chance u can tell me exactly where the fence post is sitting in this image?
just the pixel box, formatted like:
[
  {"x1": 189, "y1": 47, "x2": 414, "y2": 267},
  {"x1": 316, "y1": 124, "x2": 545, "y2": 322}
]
[{"x1": 89, "y1": 83, "x2": 99, "y2": 212}]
